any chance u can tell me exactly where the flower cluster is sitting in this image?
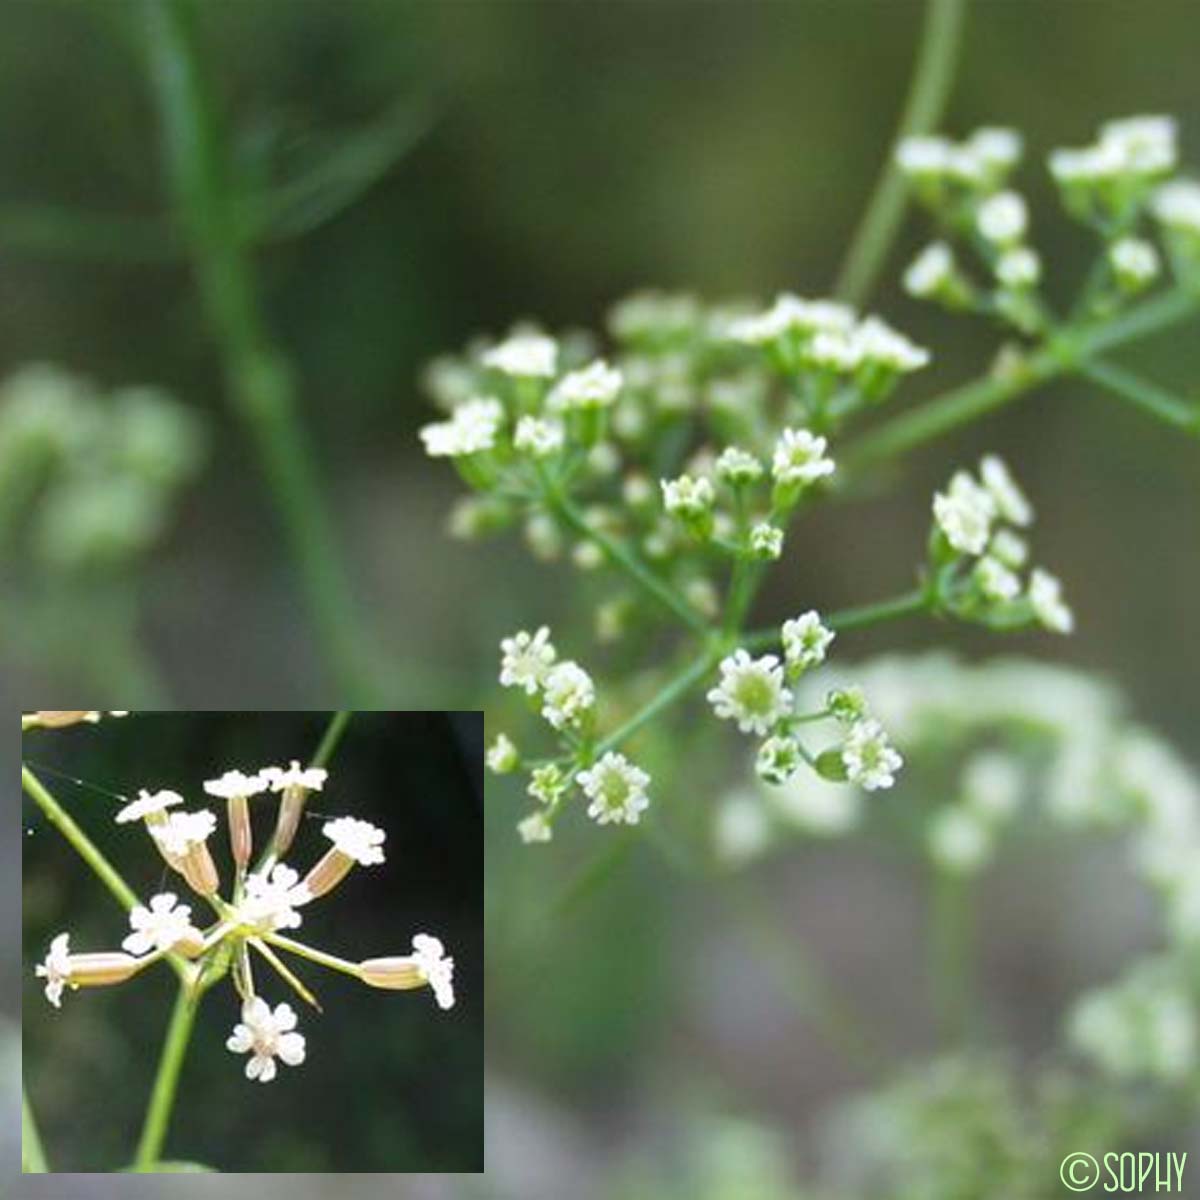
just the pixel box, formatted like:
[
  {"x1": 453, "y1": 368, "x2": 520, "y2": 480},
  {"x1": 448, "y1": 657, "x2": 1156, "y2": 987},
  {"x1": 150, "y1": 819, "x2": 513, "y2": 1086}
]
[
  {"x1": 33, "y1": 758, "x2": 455, "y2": 1083},
  {"x1": 927, "y1": 455, "x2": 1073, "y2": 634}
]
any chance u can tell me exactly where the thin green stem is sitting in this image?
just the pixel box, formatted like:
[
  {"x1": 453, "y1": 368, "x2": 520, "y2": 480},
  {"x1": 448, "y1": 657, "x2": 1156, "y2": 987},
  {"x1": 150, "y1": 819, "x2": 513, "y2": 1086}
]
[
  {"x1": 265, "y1": 932, "x2": 363, "y2": 980},
  {"x1": 743, "y1": 587, "x2": 928, "y2": 651},
  {"x1": 142, "y1": 0, "x2": 381, "y2": 703},
  {"x1": 1080, "y1": 358, "x2": 1200, "y2": 434},
  {"x1": 22, "y1": 1086, "x2": 49, "y2": 1173},
  {"x1": 834, "y1": 0, "x2": 968, "y2": 305},
  {"x1": 847, "y1": 287, "x2": 1199, "y2": 467},
  {"x1": 310, "y1": 710, "x2": 353, "y2": 770},
  {"x1": 249, "y1": 937, "x2": 321, "y2": 1010},
  {"x1": 930, "y1": 866, "x2": 972, "y2": 1045},
  {"x1": 133, "y1": 983, "x2": 199, "y2": 1169},
  {"x1": 597, "y1": 651, "x2": 719, "y2": 754},
  {"x1": 548, "y1": 491, "x2": 709, "y2": 633}
]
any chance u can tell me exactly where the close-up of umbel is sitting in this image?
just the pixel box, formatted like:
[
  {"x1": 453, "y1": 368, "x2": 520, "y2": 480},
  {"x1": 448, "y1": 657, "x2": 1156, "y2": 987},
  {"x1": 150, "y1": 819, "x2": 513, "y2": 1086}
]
[{"x1": 5, "y1": 0, "x2": 1198, "y2": 1192}]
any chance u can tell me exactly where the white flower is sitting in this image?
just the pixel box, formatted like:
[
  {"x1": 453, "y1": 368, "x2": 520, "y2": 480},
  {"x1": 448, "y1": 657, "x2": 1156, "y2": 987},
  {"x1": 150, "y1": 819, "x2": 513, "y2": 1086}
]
[
  {"x1": 979, "y1": 455, "x2": 1033, "y2": 526},
  {"x1": 707, "y1": 650, "x2": 792, "y2": 736},
  {"x1": 756, "y1": 736, "x2": 803, "y2": 786},
  {"x1": 933, "y1": 469, "x2": 996, "y2": 555},
  {"x1": 322, "y1": 816, "x2": 386, "y2": 865},
  {"x1": 226, "y1": 998, "x2": 306, "y2": 1083},
  {"x1": 851, "y1": 316, "x2": 930, "y2": 372},
  {"x1": 419, "y1": 397, "x2": 504, "y2": 457},
  {"x1": 728, "y1": 293, "x2": 855, "y2": 344},
  {"x1": 842, "y1": 718, "x2": 903, "y2": 791},
  {"x1": 122, "y1": 893, "x2": 201, "y2": 956},
  {"x1": 36, "y1": 933, "x2": 72, "y2": 1008},
  {"x1": 715, "y1": 446, "x2": 764, "y2": 485},
  {"x1": 782, "y1": 610, "x2": 835, "y2": 672},
  {"x1": 1152, "y1": 180, "x2": 1200, "y2": 235},
  {"x1": 661, "y1": 473, "x2": 715, "y2": 517},
  {"x1": 1109, "y1": 237, "x2": 1160, "y2": 288},
  {"x1": 995, "y1": 247, "x2": 1041, "y2": 289},
  {"x1": 577, "y1": 752, "x2": 651, "y2": 826},
  {"x1": 240, "y1": 864, "x2": 311, "y2": 932},
  {"x1": 808, "y1": 328, "x2": 861, "y2": 372},
  {"x1": 115, "y1": 789, "x2": 184, "y2": 824},
  {"x1": 499, "y1": 626, "x2": 557, "y2": 694},
  {"x1": 1049, "y1": 143, "x2": 1125, "y2": 185},
  {"x1": 540, "y1": 660, "x2": 596, "y2": 730},
  {"x1": 411, "y1": 933, "x2": 456, "y2": 1010},
  {"x1": 262, "y1": 761, "x2": 328, "y2": 793},
  {"x1": 1099, "y1": 114, "x2": 1177, "y2": 175},
  {"x1": 528, "y1": 764, "x2": 568, "y2": 806},
  {"x1": 512, "y1": 415, "x2": 565, "y2": 458},
  {"x1": 749, "y1": 523, "x2": 784, "y2": 560},
  {"x1": 481, "y1": 333, "x2": 557, "y2": 378},
  {"x1": 928, "y1": 807, "x2": 992, "y2": 873},
  {"x1": 486, "y1": 734, "x2": 519, "y2": 774},
  {"x1": 989, "y1": 527, "x2": 1029, "y2": 568},
  {"x1": 1029, "y1": 567, "x2": 1074, "y2": 634},
  {"x1": 895, "y1": 134, "x2": 954, "y2": 177},
  {"x1": 976, "y1": 191, "x2": 1028, "y2": 244},
  {"x1": 151, "y1": 809, "x2": 218, "y2": 857},
  {"x1": 904, "y1": 241, "x2": 955, "y2": 298},
  {"x1": 518, "y1": 811, "x2": 553, "y2": 844},
  {"x1": 771, "y1": 428, "x2": 835, "y2": 487},
  {"x1": 974, "y1": 555, "x2": 1022, "y2": 602},
  {"x1": 203, "y1": 769, "x2": 270, "y2": 800},
  {"x1": 967, "y1": 126, "x2": 1023, "y2": 171},
  {"x1": 547, "y1": 359, "x2": 622, "y2": 411}
]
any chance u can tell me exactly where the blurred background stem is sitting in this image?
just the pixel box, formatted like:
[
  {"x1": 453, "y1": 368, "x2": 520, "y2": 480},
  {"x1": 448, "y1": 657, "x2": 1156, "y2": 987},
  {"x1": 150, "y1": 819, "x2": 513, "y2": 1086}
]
[
  {"x1": 835, "y1": 0, "x2": 968, "y2": 306},
  {"x1": 22, "y1": 1086, "x2": 49, "y2": 1173},
  {"x1": 142, "y1": 0, "x2": 383, "y2": 704},
  {"x1": 930, "y1": 866, "x2": 972, "y2": 1045},
  {"x1": 133, "y1": 983, "x2": 200, "y2": 1169}
]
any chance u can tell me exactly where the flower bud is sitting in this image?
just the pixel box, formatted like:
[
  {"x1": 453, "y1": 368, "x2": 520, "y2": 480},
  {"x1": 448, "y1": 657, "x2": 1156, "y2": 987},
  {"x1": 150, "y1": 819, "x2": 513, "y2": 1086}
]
[
  {"x1": 68, "y1": 952, "x2": 141, "y2": 988},
  {"x1": 815, "y1": 749, "x2": 849, "y2": 783},
  {"x1": 180, "y1": 843, "x2": 220, "y2": 896},
  {"x1": 228, "y1": 793, "x2": 252, "y2": 868},
  {"x1": 302, "y1": 847, "x2": 354, "y2": 899},
  {"x1": 358, "y1": 957, "x2": 425, "y2": 991}
]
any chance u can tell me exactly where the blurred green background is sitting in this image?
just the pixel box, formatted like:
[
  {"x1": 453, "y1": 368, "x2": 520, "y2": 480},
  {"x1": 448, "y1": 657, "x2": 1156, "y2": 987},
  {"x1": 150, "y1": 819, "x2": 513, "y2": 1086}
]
[
  {"x1": 21, "y1": 711, "x2": 482, "y2": 1172},
  {"x1": 5, "y1": 0, "x2": 1199, "y2": 1194}
]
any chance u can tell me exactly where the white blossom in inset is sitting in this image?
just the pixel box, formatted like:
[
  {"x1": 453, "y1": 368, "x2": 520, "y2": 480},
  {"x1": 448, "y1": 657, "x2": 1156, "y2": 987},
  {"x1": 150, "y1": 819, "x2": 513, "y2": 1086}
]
[
  {"x1": 851, "y1": 316, "x2": 930, "y2": 372},
  {"x1": 499, "y1": 626, "x2": 557, "y2": 695},
  {"x1": 240, "y1": 864, "x2": 311, "y2": 932},
  {"x1": 967, "y1": 126, "x2": 1023, "y2": 172},
  {"x1": 411, "y1": 934, "x2": 456, "y2": 1010},
  {"x1": 1099, "y1": 114, "x2": 1178, "y2": 175},
  {"x1": 904, "y1": 241, "x2": 955, "y2": 299},
  {"x1": 203, "y1": 769, "x2": 270, "y2": 800},
  {"x1": 842, "y1": 719, "x2": 903, "y2": 791},
  {"x1": 1109, "y1": 238, "x2": 1161, "y2": 288},
  {"x1": 518, "y1": 811, "x2": 553, "y2": 844},
  {"x1": 933, "y1": 470, "x2": 996, "y2": 555},
  {"x1": 707, "y1": 651, "x2": 792, "y2": 736},
  {"x1": 115, "y1": 789, "x2": 184, "y2": 825},
  {"x1": 481, "y1": 333, "x2": 557, "y2": 378},
  {"x1": 974, "y1": 555, "x2": 1022, "y2": 602},
  {"x1": 35, "y1": 933, "x2": 72, "y2": 1008},
  {"x1": 976, "y1": 191, "x2": 1028, "y2": 244},
  {"x1": 1029, "y1": 568, "x2": 1074, "y2": 634},
  {"x1": 995, "y1": 247, "x2": 1041, "y2": 289},
  {"x1": 419, "y1": 397, "x2": 504, "y2": 458},
  {"x1": 771, "y1": 428, "x2": 835, "y2": 487},
  {"x1": 989, "y1": 527, "x2": 1029, "y2": 569},
  {"x1": 577, "y1": 752, "x2": 651, "y2": 826},
  {"x1": 322, "y1": 817, "x2": 387, "y2": 866},
  {"x1": 122, "y1": 893, "x2": 202, "y2": 956},
  {"x1": 513, "y1": 415, "x2": 565, "y2": 458},
  {"x1": 486, "y1": 734, "x2": 519, "y2": 775},
  {"x1": 528, "y1": 764, "x2": 568, "y2": 806},
  {"x1": 895, "y1": 134, "x2": 954, "y2": 177},
  {"x1": 1153, "y1": 180, "x2": 1200, "y2": 234},
  {"x1": 547, "y1": 359, "x2": 622, "y2": 411},
  {"x1": 661, "y1": 474, "x2": 715, "y2": 518},
  {"x1": 715, "y1": 446, "x2": 764, "y2": 485},
  {"x1": 541, "y1": 661, "x2": 596, "y2": 730},
  {"x1": 749, "y1": 523, "x2": 784, "y2": 560},
  {"x1": 979, "y1": 455, "x2": 1033, "y2": 526},
  {"x1": 756, "y1": 736, "x2": 803, "y2": 786},
  {"x1": 782, "y1": 610, "x2": 835, "y2": 673},
  {"x1": 226, "y1": 998, "x2": 306, "y2": 1083}
]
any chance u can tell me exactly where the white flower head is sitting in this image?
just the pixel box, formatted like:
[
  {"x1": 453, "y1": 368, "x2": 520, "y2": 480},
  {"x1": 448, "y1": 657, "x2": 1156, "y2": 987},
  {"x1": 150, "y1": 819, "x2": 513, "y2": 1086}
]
[
  {"x1": 518, "y1": 810, "x2": 553, "y2": 844},
  {"x1": 715, "y1": 445, "x2": 764, "y2": 485},
  {"x1": 122, "y1": 893, "x2": 200, "y2": 956},
  {"x1": 771, "y1": 428, "x2": 835, "y2": 487},
  {"x1": 851, "y1": 316, "x2": 930, "y2": 372},
  {"x1": 995, "y1": 247, "x2": 1041, "y2": 290},
  {"x1": 1109, "y1": 237, "x2": 1161, "y2": 288},
  {"x1": 513, "y1": 415, "x2": 565, "y2": 458},
  {"x1": 412, "y1": 933, "x2": 456, "y2": 1010},
  {"x1": 419, "y1": 397, "x2": 504, "y2": 458},
  {"x1": 499, "y1": 626, "x2": 557, "y2": 695},
  {"x1": 756, "y1": 735, "x2": 803, "y2": 787},
  {"x1": 1099, "y1": 114, "x2": 1177, "y2": 175},
  {"x1": 226, "y1": 998, "x2": 306, "y2": 1083},
  {"x1": 486, "y1": 733, "x2": 519, "y2": 775},
  {"x1": 262, "y1": 761, "x2": 328, "y2": 793},
  {"x1": 115, "y1": 789, "x2": 184, "y2": 824},
  {"x1": 904, "y1": 241, "x2": 956, "y2": 299},
  {"x1": 967, "y1": 126, "x2": 1023, "y2": 172},
  {"x1": 933, "y1": 469, "x2": 996, "y2": 555},
  {"x1": 749, "y1": 522, "x2": 784, "y2": 561},
  {"x1": 661, "y1": 473, "x2": 715, "y2": 517},
  {"x1": 707, "y1": 650, "x2": 792, "y2": 736},
  {"x1": 976, "y1": 190, "x2": 1028, "y2": 244},
  {"x1": 842, "y1": 718, "x2": 903, "y2": 791},
  {"x1": 322, "y1": 817, "x2": 387, "y2": 866},
  {"x1": 528, "y1": 763, "x2": 568, "y2": 806},
  {"x1": 979, "y1": 455, "x2": 1033, "y2": 526},
  {"x1": 240, "y1": 864, "x2": 311, "y2": 932},
  {"x1": 577, "y1": 752, "x2": 651, "y2": 826},
  {"x1": 895, "y1": 134, "x2": 954, "y2": 177},
  {"x1": 540, "y1": 660, "x2": 596, "y2": 730},
  {"x1": 547, "y1": 359, "x2": 623, "y2": 411},
  {"x1": 481, "y1": 333, "x2": 557, "y2": 378},
  {"x1": 204, "y1": 769, "x2": 270, "y2": 801},
  {"x1": 1029, "y1": 567, "x2": 1074, "y2": 634},
  {"x1": 989, "y1": 527, "x2": 1029, "y2": 569},
  {"x1": 1152, "y1": 180, "x2": 1200, "y2": 235},
  {"x1": 151, "y1": 809, "x2": 218, "y2": 857},
  {"x1": 974, "y1": 555, "x2": 1022, "y2": 602},
  {"x1": 782, "y1": 610, "x2": 835, "y2": 673},
  {"x1": 36, "y1": 932, "x2": 72, "y2": 1008}
]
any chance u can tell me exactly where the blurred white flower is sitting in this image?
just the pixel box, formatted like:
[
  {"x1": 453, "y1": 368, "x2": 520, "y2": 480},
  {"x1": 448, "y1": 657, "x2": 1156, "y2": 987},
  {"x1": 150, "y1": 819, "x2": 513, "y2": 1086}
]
[
  {"x1": 499, "y1": 626, "x2": 557, "y2": 695},
  {"x1": 577, "y1": 752, "x2": 651, "y2": 826}
]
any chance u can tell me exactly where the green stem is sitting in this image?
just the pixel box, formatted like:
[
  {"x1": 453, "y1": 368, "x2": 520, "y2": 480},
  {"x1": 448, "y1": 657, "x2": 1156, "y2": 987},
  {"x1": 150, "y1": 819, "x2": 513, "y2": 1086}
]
[
  {"x1": 142, "y1": 0, "x2": 381, "y2": 703},
  {"x1": 548, "y1": 492, "x2": 709, "y2": 633},
  {"x1": 1079, "y1": 358, "x2": 1200, "y2": 434},
  {"x1": 930, "y1": 866, "x2": 972, "y2": 1046},
  {"x1": 310, "y1": 710, "x2": 353, "y2": 769},
  {"x1": 265, "y1": 933, "x2": 363, "y2": 980},
  {"x1": 597, "y1": 651, "x2": 719, "y2": 754},
  {"x1": 22, "y1": 1087, "x2": 49, "y2": 1173},
  {"x1": 133, "y1": 983, "x2": 199, "y2": 1169},
  {"x1": 847, "y1": 287, "x2": 1199, "y2": 467},
  {"x1": 834, "y1": 0, "x2": 968, "y2": 305},
  {"x1": 743, "y1": 587, "x2": 928, "y2": 651}
]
